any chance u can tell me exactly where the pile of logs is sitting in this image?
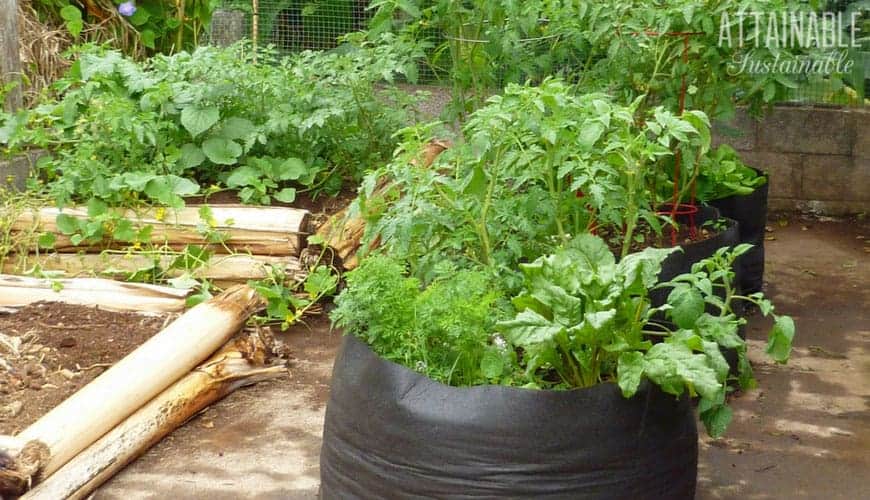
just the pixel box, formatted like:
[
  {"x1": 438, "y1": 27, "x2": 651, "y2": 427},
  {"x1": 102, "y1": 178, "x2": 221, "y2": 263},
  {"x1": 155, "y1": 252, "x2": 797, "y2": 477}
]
[
  {"x1": 0, "y1": 285, "x2": 286, "y2": 498},
  {"x1": 2, "y1": 204, "x2": 311, "y2": 312}
]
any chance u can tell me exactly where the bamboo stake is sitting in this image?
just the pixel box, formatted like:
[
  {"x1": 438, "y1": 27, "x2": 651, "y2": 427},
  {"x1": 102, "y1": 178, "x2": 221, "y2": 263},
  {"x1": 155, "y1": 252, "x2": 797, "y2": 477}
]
[
  {"x1": 12, "y1": 205, "x2": 311, "y2": 256},
  {"x1": 3, "y1": 253, "x2": 306, "y2": 288},
  {"x1": 22, "y1": 331, "x2": 286, "y2": 500},
  {"x1": 315, "y1": 140, "x2": 450, "y2": 269},
  {"x1": 0, "y1": 274, "x2": 190, "y2": 313},
  {"x1": 0, "y1": 285, "x2": 263, "y2": 496}
]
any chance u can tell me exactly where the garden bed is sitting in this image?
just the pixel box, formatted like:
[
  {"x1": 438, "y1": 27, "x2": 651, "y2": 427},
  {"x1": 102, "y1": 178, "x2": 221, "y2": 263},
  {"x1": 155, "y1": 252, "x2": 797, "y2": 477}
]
[{"x1": 0, "y1": 303, "x2": 167, "y2": 435}]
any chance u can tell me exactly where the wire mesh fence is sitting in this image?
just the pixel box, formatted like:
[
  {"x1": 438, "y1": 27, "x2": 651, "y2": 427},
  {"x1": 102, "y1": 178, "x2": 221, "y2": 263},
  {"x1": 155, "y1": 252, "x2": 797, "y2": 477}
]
[
  {"x1": 209, "y1": 0, "x2": 869, "y2": 106},
  {"x1": 209, "y1": 1, "x2": 369, "y2": 52}
]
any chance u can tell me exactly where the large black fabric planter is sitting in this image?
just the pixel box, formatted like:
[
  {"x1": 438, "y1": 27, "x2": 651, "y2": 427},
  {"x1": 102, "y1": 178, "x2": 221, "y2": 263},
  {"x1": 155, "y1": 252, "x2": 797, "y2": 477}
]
[
  {"x1": 708, "y1": 173, "x2": 769, "y2": 294},
  {"x1": 320, "y1": 336, "x2": 698, "y2": 499},
  {"x1": 650, "y1": 205, "x2": 741, "y2": 308}
]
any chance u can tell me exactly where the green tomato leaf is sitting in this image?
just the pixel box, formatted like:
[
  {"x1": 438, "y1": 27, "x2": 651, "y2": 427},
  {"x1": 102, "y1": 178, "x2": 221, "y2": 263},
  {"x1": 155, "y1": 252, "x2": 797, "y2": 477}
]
[
  {"x1": 699, "y1": 401, "x2": 733, "y2": 438},
  {"x1": 667, "y1": 284, "x2": 705, "y2": 329},
  {"x1": 181, "y1": 106, "x2": 220, "y2": 139},
  {"x1": 202, "y1": 138, "x2": 243, "y2": 165},
  {"x1": 766, "y1": 315, "x2": 795, "y2": 363},
  {"x1": 694, "y1": 313, "x2": 744, "y2": 349},
  {"x1": 643, "y1": 342, "x2": 721, "y2": 400}
]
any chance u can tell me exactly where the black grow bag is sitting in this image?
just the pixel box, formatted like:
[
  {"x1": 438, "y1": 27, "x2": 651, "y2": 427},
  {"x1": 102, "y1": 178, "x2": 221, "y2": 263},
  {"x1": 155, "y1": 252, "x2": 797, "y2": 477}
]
[
  {"x1": 708, "y1": 172, "x2": 769, "y2": 294},
  {"x1": 320, "y1": 336, "x2": 698, "y2": 500},
  {"x1": 650, "y1": 205, "x2": 740, "y2": 309}
]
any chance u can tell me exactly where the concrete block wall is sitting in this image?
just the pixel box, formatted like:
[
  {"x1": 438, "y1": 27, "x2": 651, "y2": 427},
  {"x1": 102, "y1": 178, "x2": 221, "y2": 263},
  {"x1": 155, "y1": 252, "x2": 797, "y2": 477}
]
[
  {"x1": 713, "y1": 106, "x2": 870, "y2": 215},
  {"x1": 0, "y1": 150, "x2": 42, "y2": 191}
]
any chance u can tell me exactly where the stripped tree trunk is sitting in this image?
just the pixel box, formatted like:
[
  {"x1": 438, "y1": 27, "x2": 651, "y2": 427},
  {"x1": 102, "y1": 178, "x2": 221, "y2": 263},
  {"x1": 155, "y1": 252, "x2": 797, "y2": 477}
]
[
  {"x1": 0, "y1": 274, "x2": 190, "y2": 313},
  {"x1": 0, "y1": 285, "x2": 263, "y2": 497},
  {"x1": 3, "y1": 253, "x2": 305, "y2": 288},
  {"x1": 12, "y1": 205, "x2": 311, "y2": 256},
  {"x1": 21, "y1": 331, "x2": 285, "y2": 500}
]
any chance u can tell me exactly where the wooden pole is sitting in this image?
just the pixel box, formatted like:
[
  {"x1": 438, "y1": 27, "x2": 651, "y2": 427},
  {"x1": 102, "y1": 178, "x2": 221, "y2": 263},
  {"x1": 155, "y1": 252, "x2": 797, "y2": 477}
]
[
  {"x1": 3, "y1": 252, "x2": 306, "y2": 288},
  {"x1": 22, "y1": 331, "x2": 286, "y2": 500},
  {"x1": 0, "y1": 274, "x2": 191, "y2": 313},
  {"x1": 13, "y1": 205, "x2": 311, "y2": 256},
  {"x1": 0, "y1": 285, "x2": 263, "y2": 496},
  {"x1": 0, "y1": 0, "x2": 23, "y2": 112}
]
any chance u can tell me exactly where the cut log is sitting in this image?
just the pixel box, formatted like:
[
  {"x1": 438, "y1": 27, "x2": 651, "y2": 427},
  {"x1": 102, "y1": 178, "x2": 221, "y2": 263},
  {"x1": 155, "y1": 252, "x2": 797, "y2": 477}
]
[
  {"x1": 12, "y1": 205, "x2": 311, "y2": 256},
  {"x1": 3, "y1": 253, "x2": 306, "y2": 288},
  {"x1": 21, "y1": 331, "x2": 286, "y2": 500},
  {"x1": 0, "y1": 274, "x2": 190, "y2": 313},
  {"x1": 315, "y1": 140, "x2": 450, "y2": 270},
  {"x1": 0, "y1": 285, "x2": 263, "y2": 497}
]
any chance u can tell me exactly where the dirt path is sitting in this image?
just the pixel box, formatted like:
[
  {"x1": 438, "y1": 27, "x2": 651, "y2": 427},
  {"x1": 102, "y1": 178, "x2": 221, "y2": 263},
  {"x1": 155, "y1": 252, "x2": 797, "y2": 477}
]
[{"x1": 698, "y1": 215, "x2": 870, "y2": 499}]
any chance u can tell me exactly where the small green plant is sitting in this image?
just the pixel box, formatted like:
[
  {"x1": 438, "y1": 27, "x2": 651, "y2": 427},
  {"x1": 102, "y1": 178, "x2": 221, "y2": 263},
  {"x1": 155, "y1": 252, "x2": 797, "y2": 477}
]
[{"x1": 251, "y1": 264, "x2": 339, "y2": 330}]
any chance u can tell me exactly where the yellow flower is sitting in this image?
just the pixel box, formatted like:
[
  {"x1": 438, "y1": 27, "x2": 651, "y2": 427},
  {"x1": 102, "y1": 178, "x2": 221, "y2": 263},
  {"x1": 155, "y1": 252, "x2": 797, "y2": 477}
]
[
  {"x1": 131, "y1": 241, "x2": 142, "y2": 250},
  {"x1": 284, "y1": 312, "x2": 296, "y2": 324},
  {"x1": 155, "y1": 207, "x2": 166, "y2": 221}
]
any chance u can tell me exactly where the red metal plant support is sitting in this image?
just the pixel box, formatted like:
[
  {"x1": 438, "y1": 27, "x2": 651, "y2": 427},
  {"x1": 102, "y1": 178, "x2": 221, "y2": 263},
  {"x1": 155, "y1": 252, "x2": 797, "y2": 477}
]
[{"x1": 642, "y1": 30, "x2": 705, "y2": 246}]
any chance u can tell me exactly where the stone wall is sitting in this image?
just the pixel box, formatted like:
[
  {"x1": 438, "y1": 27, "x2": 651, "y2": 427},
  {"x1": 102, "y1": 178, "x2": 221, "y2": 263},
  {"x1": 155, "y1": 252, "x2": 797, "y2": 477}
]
[{"x1": 713, "y1": 106, "x2": 870, "y2": 215}]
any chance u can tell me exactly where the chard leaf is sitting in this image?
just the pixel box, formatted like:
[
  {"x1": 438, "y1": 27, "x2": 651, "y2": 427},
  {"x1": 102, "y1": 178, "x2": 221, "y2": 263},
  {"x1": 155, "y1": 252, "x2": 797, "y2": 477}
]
[
  {"x1": 497, "y1": 309, "x2": 563, "y2": 347},
  {"x1": 617, "y1": 351, "x2": 644, "y2": 397}
]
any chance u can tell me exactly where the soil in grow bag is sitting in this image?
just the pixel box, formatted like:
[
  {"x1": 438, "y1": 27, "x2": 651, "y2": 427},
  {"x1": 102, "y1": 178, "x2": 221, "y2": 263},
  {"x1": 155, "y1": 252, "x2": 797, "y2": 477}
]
[
  {"x1": 320, "y1": 336, "x2": 698, "y2": 500},
  {"x1": 708, "y1": 172, "x2": 769, "y2": 295},
  {"x1": 648, "y1": 205, "x2": 741, "y2": 309}
]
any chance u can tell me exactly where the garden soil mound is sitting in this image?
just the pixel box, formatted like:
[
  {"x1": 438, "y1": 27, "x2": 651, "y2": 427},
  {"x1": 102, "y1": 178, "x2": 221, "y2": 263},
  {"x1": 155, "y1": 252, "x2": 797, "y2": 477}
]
[{"x1": 0, "y1": 302, "x2": 166, "y2": 434}]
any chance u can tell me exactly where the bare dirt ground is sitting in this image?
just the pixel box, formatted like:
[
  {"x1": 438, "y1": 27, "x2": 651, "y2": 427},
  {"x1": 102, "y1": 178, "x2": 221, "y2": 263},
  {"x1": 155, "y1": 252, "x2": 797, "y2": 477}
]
[
  {"x1": 2, "y1": 212, "x2": 867, "y2": 499},
  {"x1": 0, "y1": 304, "x2": 167, "y2": 434},
  {"x1": 698, "y1": 214, "x2": 870, "y2": 499}
]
